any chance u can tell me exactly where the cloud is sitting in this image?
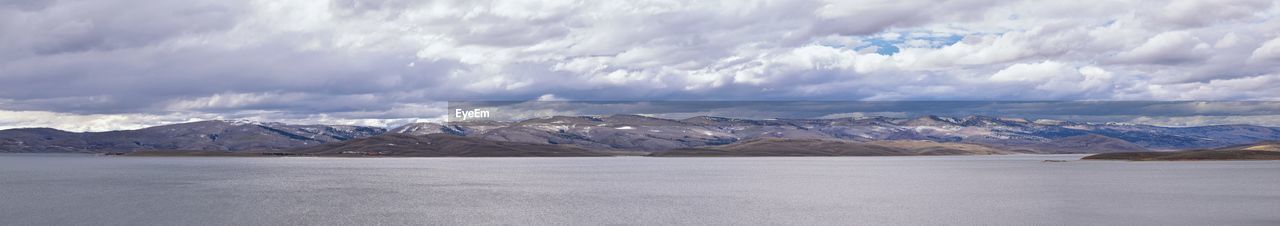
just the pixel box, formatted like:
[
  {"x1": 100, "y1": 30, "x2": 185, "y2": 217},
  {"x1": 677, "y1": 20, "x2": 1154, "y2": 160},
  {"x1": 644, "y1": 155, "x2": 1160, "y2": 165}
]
[
  {"x1": 1112, "y1": 31, "x2": 1212, "y2": 64},
  {"x1": 0, "y1": 110, "x2": 204, "y2": 132},
  {"x1": 1249, "y1": 36, "x2": 1280, "y2": 63},
  {"x1": 987, "y1": 61, "x2": 1119, "y2": 98},
  {"x1": 535, "y1": 94, "x2": 568, "y2": 101},
  {"x1": 0, "y1": 102, "x2": 447, "y2": 132},
  {"x1": 1, "y1": 0, "x2": 1279, "y2": 131}
]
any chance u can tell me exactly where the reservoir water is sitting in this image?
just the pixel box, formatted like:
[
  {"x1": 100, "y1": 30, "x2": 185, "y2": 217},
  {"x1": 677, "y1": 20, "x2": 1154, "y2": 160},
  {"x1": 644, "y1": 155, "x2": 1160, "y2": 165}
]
[{"x1": 1, "y1": 154, "x2": 1278, "y2": 225}]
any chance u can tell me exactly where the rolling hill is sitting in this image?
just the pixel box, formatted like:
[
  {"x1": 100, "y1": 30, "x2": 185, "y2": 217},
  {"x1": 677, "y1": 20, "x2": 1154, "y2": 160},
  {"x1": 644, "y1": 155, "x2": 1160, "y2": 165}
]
[
  {"x1": 1083, "y1": 141, "x2": 1280, "y2": 161},
  {"x1": 289, "y1": 133, "x2": 612, "y2": 157},
  {"x1": 3, "y1": 115, "x2": 1278, "y2": 156},
  {"x1": 648, "y1": 138, "x2": 1022, "y2": 157},
  {"x1": 0, "y1": 120, "x2": 384, "y2": 153}
]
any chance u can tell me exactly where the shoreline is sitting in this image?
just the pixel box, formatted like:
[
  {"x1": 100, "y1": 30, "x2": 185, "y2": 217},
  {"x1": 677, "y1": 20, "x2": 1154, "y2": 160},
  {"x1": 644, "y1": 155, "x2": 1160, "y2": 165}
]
[
  {"x1": 1, "y1": 152, "x2": 1093, "y2": 159},
  {"x1": 1082, "y1": 150, "x2": 1280, "y2": 161}
]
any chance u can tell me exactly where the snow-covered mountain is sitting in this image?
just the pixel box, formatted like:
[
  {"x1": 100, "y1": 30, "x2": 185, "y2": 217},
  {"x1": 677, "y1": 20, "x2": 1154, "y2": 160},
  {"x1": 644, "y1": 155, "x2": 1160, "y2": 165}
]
[
  {"x1": 388, "y1": 115, "x2": 1280, "y2": 153},
  {"x1": 3, "y1": 115, "x2": 1277, "y2": 154},
  {"x1": 0, "y1": 120, "x2": 385, "y2": 153}
]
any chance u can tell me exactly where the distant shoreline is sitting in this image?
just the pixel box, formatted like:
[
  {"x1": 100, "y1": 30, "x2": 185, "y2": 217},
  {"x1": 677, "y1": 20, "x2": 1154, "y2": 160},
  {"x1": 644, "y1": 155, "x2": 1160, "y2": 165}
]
[
  {"x1": 1, "y1": 152, "x2": 1096, "y2": 159},
  {"x1": 1083, "y1": 150, "x2": 1280, "y2": 161}
]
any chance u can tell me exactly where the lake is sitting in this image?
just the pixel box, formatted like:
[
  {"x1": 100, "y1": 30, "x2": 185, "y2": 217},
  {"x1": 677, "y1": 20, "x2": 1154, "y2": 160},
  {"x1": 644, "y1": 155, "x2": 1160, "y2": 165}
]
[{"x1": 1, "y1": 154, "x2": 1278, "y2": 225}]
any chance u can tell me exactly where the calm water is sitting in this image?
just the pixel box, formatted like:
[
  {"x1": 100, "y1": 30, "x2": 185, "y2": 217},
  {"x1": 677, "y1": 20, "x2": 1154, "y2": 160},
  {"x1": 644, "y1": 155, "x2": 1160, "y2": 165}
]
[{"x1": 1, "y1": 154, "x2": 1278, "y2": 226}]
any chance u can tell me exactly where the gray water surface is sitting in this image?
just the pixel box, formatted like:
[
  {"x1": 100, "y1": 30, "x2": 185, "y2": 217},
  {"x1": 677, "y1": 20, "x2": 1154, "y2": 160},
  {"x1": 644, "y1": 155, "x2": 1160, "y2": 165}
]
[{"x1": 1, "y1": 154, "x2": 1278, "y2": 225}]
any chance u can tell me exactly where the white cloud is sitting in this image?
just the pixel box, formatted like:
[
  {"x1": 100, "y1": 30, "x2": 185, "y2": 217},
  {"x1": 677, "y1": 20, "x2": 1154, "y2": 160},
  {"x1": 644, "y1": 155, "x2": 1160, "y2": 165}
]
[
  {"x1": 0, "y1": 104, "x2": 447, "y2": 132},
  {"x1": 1155, "y1": 74, "x2": 1280, "y2": 100},
  {"x1": 536, "y1": 94, "x2": 567, "y2": 101},
  {"x1": 987, "y1": 61, "x2": 1119, "y2": 98},
  {"x1": 0, "y1": 110, "x2": 208, "y2": 132},
  {"x1": 1249, "y1": 36, "x2": 1280, "y2": 63},
  {"x1": 1113, "y1": 31, "x2": 1212, "y2": 64},
  {"x1": 990, "y1": 61, "x2": 1073, "y2": 82}
]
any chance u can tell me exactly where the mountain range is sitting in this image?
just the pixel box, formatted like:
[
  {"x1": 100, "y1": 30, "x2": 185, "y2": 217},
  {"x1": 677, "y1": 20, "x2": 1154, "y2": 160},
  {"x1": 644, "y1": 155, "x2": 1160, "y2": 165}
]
[
  {"x1": 0, "y1": 120, "x2": 384, "y2": 153},
  {"x1": 388, "y1": 115, "x2": 1279, "y2": 153},
  {"x1": 3, "y1": 115, "x2": 1279, "y2": 155}
]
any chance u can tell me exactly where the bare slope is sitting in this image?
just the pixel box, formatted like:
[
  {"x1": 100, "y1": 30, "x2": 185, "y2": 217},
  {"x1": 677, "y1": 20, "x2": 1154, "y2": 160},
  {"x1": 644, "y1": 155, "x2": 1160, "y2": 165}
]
[
  {"x1": 290, "y1": 133, "x2": 612, "y2": 157},
  {"x1": 1083, "y1": 141, "x2": 1280, "y2": 161},
  {"x1": 649, "y1": 138, "x2": 1015, "y2": 157}
]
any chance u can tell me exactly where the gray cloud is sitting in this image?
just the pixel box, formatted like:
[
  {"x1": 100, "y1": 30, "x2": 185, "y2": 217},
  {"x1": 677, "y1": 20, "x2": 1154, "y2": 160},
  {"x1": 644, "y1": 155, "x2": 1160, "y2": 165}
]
[{"x1": 1, "y1": 0, "x2": 1279, "y2": 131}]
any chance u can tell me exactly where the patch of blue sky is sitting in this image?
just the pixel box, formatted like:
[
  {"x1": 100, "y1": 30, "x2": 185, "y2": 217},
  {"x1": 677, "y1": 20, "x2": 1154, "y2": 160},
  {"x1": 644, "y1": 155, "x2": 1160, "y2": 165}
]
[
  {"x1": 860, "y1": 39, "x2": 902, "y2": 55},
  {"x1": 851, "y1": 32, "x2": 965, "y2": 56}
]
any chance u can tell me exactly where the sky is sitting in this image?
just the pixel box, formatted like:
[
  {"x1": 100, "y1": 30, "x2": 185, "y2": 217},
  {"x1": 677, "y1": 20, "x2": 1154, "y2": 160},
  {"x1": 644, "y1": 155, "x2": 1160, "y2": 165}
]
[{"x1": 2, "y1": 0, "x2": 1280, "y2": 131}]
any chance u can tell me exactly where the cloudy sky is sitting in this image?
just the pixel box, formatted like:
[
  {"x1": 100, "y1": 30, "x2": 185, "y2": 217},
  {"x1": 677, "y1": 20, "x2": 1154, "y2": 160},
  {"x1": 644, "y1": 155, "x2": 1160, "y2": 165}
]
[{"x1": 2, "y1": 0, "x2": 1280, "y2": 131}]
